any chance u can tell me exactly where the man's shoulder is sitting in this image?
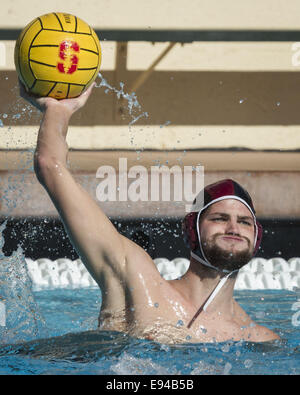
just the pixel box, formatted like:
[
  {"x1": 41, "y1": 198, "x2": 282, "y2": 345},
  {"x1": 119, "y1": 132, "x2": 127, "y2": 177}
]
[{"x1": 232, "y1": 301, "x2": 280, "y2": 342}]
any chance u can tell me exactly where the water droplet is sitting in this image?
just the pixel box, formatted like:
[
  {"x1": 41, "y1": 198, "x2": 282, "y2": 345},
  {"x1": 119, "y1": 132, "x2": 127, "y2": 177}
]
[
  {"x1": 160, "y1": 344, "x2": 170, "y2": 352},
  {"x1": 176, "y1": 320, "x2": 184, "y2": 327}
]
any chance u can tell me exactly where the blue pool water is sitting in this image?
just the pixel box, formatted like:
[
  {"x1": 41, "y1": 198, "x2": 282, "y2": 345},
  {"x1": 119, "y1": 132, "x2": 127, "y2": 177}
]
[{"x1": 0, "y1": 288, "x2": 299, "y2": 375}]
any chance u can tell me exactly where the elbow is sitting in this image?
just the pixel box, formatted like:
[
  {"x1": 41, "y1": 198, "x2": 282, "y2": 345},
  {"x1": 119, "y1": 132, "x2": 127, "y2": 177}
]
[
  {"x1": 34, "y1": 154, "x2": 62, "y2": 186},
  {"x1": 34, "y1": 154, "x2": 51, "y2": 185}
]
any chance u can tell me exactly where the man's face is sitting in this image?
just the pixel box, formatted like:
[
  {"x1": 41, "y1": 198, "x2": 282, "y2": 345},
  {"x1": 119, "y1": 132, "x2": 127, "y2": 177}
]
[{"x1": 199, "y1": 199, "x2": 256, "y2": 271}]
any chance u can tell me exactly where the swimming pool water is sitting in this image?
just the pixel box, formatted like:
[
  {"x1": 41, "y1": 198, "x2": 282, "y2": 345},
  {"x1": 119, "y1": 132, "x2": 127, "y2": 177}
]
[{"x1": 0, "y1": 288, "x2": 299, "y2": 375}]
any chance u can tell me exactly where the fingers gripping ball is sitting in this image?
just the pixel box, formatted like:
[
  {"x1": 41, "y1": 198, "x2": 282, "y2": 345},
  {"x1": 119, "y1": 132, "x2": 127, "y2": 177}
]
[{"x1": 14, "y1": 12, "x2": 101, "y2": 99}]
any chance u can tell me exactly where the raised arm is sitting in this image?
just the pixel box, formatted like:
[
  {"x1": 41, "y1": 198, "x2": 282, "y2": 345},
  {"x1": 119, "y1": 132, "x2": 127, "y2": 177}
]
[{"x1": 20, "y1": 82, "x2": 131, "y2": 289}]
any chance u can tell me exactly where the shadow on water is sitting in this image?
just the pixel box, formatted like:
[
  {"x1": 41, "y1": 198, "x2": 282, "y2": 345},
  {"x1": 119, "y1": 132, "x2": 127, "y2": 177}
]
[{"x1": 0, "y1": 330, "x2": 135, "y2": 362}]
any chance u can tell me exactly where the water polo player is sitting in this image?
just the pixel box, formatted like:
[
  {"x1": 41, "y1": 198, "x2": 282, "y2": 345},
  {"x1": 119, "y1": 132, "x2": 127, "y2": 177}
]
[{"x1": 19, "y1": 82, "x2": 279, "y2": 343}]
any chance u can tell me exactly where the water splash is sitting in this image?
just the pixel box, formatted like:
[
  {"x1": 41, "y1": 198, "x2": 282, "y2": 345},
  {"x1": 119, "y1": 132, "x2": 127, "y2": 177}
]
[
  {"x1": 110, "y1": 351, "x2": 173, "y2": 375},
  {"x1": 95, "y1": 73, "x2": 148, "y2": 125},
  {"x1": 0, "y1": 221, "x2": 48, "y2": 344}
]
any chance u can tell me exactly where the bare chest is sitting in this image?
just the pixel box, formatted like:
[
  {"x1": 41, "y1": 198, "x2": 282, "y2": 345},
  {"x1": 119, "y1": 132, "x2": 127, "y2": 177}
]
[{"x1": 99, "y1": 282, "x2": 250, "y2": 343}]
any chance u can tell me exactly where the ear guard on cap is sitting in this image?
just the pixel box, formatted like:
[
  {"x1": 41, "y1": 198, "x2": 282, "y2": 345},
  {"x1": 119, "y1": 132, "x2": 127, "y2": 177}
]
[{"x1": 182, "y1": 212, "x2": 198, "y2": 251}]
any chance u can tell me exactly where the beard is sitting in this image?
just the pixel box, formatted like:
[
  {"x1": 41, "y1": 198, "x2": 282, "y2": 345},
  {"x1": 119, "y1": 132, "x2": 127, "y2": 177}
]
[{"x1": 202, "y1": 234, "x2": 254, "y2": 272}]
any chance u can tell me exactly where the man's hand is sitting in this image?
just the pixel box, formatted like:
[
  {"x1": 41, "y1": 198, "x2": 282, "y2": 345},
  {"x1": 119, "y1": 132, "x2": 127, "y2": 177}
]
[{"x1": 19, "y1": 80, "x2": 96, "y2": 117}]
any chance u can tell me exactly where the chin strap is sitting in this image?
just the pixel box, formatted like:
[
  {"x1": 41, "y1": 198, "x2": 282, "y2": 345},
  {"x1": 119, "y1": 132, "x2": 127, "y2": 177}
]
[
  {"x1": 187, "y1": 255, "x2": 238, "y2": 329},
  {"x1": 190, "y1": 251, "x2": 232, "y2": 274}
]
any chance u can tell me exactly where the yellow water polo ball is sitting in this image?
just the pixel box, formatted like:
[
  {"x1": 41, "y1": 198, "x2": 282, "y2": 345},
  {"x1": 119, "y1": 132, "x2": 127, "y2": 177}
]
[{"x1": 14, "y1": 12, "x2": 101, "y2": 99}]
